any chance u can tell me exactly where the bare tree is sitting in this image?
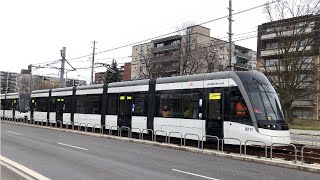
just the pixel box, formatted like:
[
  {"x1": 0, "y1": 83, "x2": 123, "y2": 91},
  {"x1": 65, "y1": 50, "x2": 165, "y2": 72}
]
[
  {"x1": 33, "y1": 79, "x2": 60, "y2": 90},
  {"x1": 262, "y1": 0, "x2": 320, "y2": 121}
]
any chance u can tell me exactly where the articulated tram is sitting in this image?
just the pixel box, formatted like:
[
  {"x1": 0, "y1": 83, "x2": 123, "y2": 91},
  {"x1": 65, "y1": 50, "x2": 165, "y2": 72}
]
[
  {"x1": 4, "y1": 71, "x2": 290, "y2": 145},
  {"x1": 0, "y1": 92, "x2": 30, "y2": 120}
]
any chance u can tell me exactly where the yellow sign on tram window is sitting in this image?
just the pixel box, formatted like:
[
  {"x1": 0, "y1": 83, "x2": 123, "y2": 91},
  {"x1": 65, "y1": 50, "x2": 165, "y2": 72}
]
[
  {"x1": 13, "y1": 100, "x2": 16, "y2": 103},
  {"x1": 127, "y1": 96, "x2": 132, "y2": 100},
  {"x1": 32, "y1": 99, "x2": 35, "y2": 103},
  {"x1": 61, "y1": 99, "x2": 64, "y2": 102},
  {"x1": 120, "y1": 96, "x2": 125, "y2": 100},
  {"x1": 209, "y1": 93, "x2": 221, "y2": 100},
  {"x1": 57, "y1": 99, "x2": 60, "y2": 102}
]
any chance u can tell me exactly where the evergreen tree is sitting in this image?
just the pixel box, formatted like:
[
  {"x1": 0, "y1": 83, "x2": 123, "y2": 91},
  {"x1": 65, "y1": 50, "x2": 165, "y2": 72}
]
[{"x1": 104, "y1": 59, "x2": 121, "y2": 83}]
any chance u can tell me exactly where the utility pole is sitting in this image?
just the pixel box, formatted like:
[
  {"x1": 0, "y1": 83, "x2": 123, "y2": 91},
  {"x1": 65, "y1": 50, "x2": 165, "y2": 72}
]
[
  {"x1": 91, "y1": 41, "x2": 96, "y2": 85},
  {"x1": 60, "y1": 47, "x2": 66, "y2": 88},
  {"x1": 28, "y1": 64, "x2": 32, "y2": 92},
  {"x1": 228, "y1": 0, "x2": 233, "y2": 71}
]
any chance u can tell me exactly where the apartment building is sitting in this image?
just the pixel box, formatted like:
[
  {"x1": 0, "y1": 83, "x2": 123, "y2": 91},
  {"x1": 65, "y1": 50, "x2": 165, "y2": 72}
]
[
  {"x1": 257, "y1": 15, "x2": 320, "y2": 120},
  {"x1": 0, "y1": 71, "x2": 18, "y2": 94},
  {"x1": 131, "y1": 25, "x2": 257, "y2": 80}
]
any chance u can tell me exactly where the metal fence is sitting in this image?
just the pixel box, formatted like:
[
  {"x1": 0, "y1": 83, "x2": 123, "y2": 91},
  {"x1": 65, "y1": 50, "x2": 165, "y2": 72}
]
[{"x1": 4, "y1": 116, "x2": 320, "y2": 166}]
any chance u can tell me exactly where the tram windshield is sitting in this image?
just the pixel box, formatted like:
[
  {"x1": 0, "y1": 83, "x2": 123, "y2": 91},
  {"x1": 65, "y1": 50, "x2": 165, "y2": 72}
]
[{"x1": 248, "y1": 82, "x2": 284, "y2": 121}]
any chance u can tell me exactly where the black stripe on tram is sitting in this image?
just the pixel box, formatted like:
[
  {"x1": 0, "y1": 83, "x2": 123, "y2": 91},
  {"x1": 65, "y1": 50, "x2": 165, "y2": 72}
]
[{"x1": 147, "y1": 79, "x2": 156, "y2": 130}]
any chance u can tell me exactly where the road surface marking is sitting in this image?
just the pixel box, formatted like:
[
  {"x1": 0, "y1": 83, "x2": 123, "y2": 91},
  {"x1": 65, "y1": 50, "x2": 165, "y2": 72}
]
[
  {"x1": 7, "y1": 131, "x2": 23, "y2": 136},
  {"x1": 0, "y1": 155, "x2": 51, "y2": 180},
  {"x1": 172, "y1": 169, "x2": 219, "y2": 180},
  {"x1": 57, "y1": 142, "x2": 88, "y2": 151}
]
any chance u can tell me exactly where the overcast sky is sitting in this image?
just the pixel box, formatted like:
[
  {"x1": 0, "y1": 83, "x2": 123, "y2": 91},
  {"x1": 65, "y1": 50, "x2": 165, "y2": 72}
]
[{"x1": 1, "y1": 0, "x2": 269, "y2": 81}]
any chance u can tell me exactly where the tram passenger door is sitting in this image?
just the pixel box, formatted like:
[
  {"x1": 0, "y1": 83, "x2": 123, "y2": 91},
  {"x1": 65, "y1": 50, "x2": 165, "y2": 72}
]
[
  {"x1": 56, "y1": 97, "x2": 64, "y2": 122},
  {"x1": 117, "y1": 94, "x2": 132, "y2": 129},
  {"x1": 206, "y1": 89, "x2": 224, "y2": 138}
]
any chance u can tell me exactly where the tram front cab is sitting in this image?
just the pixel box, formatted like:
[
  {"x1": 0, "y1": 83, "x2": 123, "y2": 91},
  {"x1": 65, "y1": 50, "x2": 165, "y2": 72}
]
[{"x1": 230, "y1": 71, "x2": 290, "y2": 146}]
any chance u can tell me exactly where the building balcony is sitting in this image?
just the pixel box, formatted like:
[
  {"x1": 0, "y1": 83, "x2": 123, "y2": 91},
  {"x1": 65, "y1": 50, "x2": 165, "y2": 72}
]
[
  {"x1": 235, "y1": 52, "x2": 251, "y2": 60},
  {"x1": 261, "y1": 27, "x2": 313, "y2": 40},
  {"x1": 152, "y1": 44, "x2": 180, "y2": 53},
  {"x1": 292, "y1": 100, "x2": 314, "y2": 107}
]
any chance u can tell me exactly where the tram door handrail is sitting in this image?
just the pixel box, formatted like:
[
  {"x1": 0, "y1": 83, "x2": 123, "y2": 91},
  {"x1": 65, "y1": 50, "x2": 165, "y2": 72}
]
[
  {"x1": 120, "y1": 126, "x2": 131, "y2": 138},
  {"x1": 184, "y1": 133, "x2": 200, "y2": 149},
  {"x1": 222, "y1": 137, "x2": 242, "y2": 156},
  {"x1": 131, "y1": 128, "x2": 141, "y2": 139},
  {"x1": 111, "y1": 126, "x2": 120, "y2": 136},
  {"x1": 168, "y1": 132, "x2": 183, "y2": 146},
  {"x1": 244, "y1": 140, "x2": 267, "y2": 159},
  {"x1": 201, "y1": 135, "x2": 220, "y2": 151},
  {"x1": 142, "y1": 129, "x2": 154, "y2": 141},
  {"x1": 93, "y1": 124, "x2": 102, "y2": 134},
  {"x1": 270, "y1": 143, "x2": 297, "y2": 164},
  {"x1": 154, "y1": 130, "x2": 168, "y2": 143},
  {"x1": 301, "y1": 145, "x2": 320, "y2": 165}
]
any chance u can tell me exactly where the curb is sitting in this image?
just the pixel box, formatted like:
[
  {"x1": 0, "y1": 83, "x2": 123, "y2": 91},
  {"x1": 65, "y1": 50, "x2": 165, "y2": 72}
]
[
  {"x1": 3, "y1": 121, "x2": 320, "y2": 174},
  {"x1": 0, "y1": 155, "x2": 51, "y2": 180}
]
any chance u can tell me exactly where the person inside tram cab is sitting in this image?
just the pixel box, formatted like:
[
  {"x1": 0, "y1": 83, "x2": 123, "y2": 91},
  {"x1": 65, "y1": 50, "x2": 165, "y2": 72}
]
[
  {"x1": 235, "y1": 97, "x2": 248, "y2": 116},
  {"x1": 162, "y1": 105, "x2": 171, "y2": 118}
]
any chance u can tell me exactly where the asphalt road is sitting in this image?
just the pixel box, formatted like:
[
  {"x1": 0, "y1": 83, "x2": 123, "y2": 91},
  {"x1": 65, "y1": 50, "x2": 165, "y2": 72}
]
[{"x1": 1, "y1": 123, "x2": 319, "y2": 180}]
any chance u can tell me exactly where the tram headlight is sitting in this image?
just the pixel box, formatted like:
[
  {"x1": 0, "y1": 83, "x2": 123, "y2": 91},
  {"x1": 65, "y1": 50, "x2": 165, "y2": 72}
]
[
  {"x1": 267, "y1": 124, "x2": 271, "y2": 129},
  {"x1": 273, "y1": 125, "x2": 277, "y2": 129}
]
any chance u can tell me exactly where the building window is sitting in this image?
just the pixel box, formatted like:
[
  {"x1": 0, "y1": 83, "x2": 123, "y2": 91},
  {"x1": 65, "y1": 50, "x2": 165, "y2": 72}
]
[{"x1": 265, "y1": 59, "x2": 279, "y2": 66}]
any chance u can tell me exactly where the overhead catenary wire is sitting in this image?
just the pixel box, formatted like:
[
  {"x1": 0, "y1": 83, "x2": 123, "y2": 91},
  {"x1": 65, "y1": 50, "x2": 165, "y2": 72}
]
[{"x1": 31, "y1": 0, "x2": 279, "y2": 67}]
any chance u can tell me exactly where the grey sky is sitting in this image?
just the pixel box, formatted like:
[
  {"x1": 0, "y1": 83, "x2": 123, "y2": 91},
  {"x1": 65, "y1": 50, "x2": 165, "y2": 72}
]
[{"x1": 1, "y1": 0, "x2": 268, "y2": 81}]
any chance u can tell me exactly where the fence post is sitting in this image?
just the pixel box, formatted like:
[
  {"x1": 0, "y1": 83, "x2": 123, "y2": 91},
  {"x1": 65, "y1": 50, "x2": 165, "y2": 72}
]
[
  {"x1": 154, "y1": 130, "x2": 168, "y2": 143},
  {"x1": 168, "y1": 132, "x2": 183, "y2": 146},
  {"x1": 131, "y1": 128, "x2": 141, "y2": 139},
  {"x1": 270, "y1": 143, "x2": 297, "y2": 164},
  {"x1": 142, "y1": 129, "x2": 154, "y2": 141},
  {"x1": 120, "y1": 126, "x2": 131, "y2": 138},
  {"x1": 222, "y1": 138, "x2": 242, "y2": 156},
  {"x1": 244, "y1": 140, "x2": 267, "y2": 159},
  {"x1": 201, "y1": 135, "x2": 220, "y2": 151},
  {"x1": 184, "y1": 133, "x2": 200, "y2": 149}
]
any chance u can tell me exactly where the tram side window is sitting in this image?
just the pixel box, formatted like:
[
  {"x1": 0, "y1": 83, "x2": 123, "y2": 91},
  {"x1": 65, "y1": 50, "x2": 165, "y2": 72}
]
[
  {"x1": 35, "y1": 97, "x2": 48, "y2": 112},
  {"x1": 158, "y1": 91, "x2": 182, "y2": 118},
  {"x1": 64, "y1": 96, "x2": 72, "y2": 113},
  {"x1": 87, "y1": 95, "x2": 101, "y2": 114},
  {"x1": 3, "y1": 99, "x2": 12, "y2": 110},
  {"x1": 76, "y1": 95, "x2": 85, "y2": 114},
  {"x1": 0, "y1": 100, "x2": 4, "y2": 110},
  {"x1": 76, "y1": 95, "x2": 102, "y2": 114},
  {"x1": 229, "y1": 87, "x2": 250, "y2": 121},
  {"x1": 133, "y1": 92, "x2": 147, "y2": 116},
  {"x1": 107, "y1": 94, "x2": 118, "y2": 115},
  {"x1": 182, "y1": 92, "x2": 199, "y2": 119},
  {"x1": 50, "y1": 97, "x2": 56, "y2": 112}
]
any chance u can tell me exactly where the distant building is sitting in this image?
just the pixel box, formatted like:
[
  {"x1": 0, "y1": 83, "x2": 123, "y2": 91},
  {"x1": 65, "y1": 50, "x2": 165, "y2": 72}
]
[
  {"x1": 2, "y1": 69, "x2": 87, "y2": 94},
  {"x1": 131, "y1": 25, "x2": 257, "y2": 80},
  {"x1": 94, "y1": 72, "x2": 105, "y2": 84},
  {"x1": 94, "y1": 62, "x2": 132, "y2": 84},
  {"x1": 257, "y1": 15, "x2": 320, "y2": 120},
  {"x1": 0, "y1": 71, "x2": 18, "y2": 94}
]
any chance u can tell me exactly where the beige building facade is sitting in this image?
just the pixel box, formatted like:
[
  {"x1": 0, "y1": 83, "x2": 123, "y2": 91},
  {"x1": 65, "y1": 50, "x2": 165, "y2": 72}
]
[{"x1": 131, "y1": 25, "x2": 257, "y2": 80}]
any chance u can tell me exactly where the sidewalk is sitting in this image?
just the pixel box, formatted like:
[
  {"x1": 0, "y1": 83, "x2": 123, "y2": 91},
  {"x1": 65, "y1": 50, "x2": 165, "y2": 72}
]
[{"x1": 290, "y1": 129, "x2": 320, "y2": 135}]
